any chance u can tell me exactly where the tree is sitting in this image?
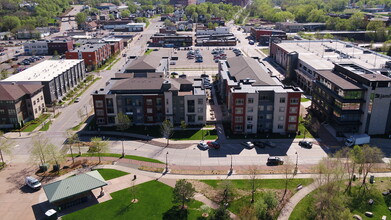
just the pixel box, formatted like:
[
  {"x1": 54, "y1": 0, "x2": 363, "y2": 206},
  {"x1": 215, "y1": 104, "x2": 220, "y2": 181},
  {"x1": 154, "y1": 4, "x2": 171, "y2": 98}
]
[
  {"x1": 75, "y1": 12, "x2": 87, "y2": 28},
  {"x1": 248, "y1": 166, "x2": 259, "y2": 203},
  {"x1": 0, "y1": 131, "x2": 14, "y2": 164},
  {"x1": 359, "y1": 145, "x2": 383, "y2": 190},
  {"x1": 47, "y1": 143, "x2": 65, "y2": 171},
  {"x1": 173, "y1": 179, "x2": 195, "y2": 209},
  {"x1": 0, "y1": 69, "x2": 9, "y2": 80},
  {"x1": 67, "y1": 130, "x2": 80, "y2": 157},
  {"x1": 218, "y1": 180, "x2": 236, "y2": 205},
  {"x1": 164, "y1": 5, "x2": 174, "y2": 13},
  {"x1": 30, "y1": 136, "x2": 50, "y2": 166},
  {"x1": 211, "y1": 206, "x2": 231, "y2": 220},
  {"x1": 191, "y1": 12, "x2": 198, "y2": 23},
  {"x1": 89, "y1": 137, "x2": 110, "y2": 163},
  {"x1": 116, "y1": 112, "x2": 131, "y2": 157},
  {"x1": 121, "y1": 9, "x2": 131, "y2": 18},
  {"x1": 160, "y1": 120, "x2": 173, "y2": 146},
  {"x1": 2, "y1": 16, "x2": 21, "y2": 31},
  {"x1": 281, "y1": 157, "x2": 295, "y2": 202},
  {"x1": 180, "y1": 120, "x2": 187, "y2": 130},
  {"x1": 128, "y1": 3, "x2": 138, "y2": 13}
]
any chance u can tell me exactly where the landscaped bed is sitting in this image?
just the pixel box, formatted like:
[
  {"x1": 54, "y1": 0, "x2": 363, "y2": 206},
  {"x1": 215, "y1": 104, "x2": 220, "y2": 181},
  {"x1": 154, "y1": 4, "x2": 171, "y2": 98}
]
[
  {"x1": 71, "y1": 153, "x2": 164, "y2": 164},
  {"x1": 62, "y1": 181, "x2": 204, "y2": 220},
  {"x1": 95, "y1": 169, "x2": 129, "y2": 181}
]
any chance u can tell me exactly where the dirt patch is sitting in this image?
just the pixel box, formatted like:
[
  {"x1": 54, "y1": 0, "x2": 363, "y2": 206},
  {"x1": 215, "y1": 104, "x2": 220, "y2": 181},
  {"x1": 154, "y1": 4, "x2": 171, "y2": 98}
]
[{"x1": 138, "y1": 166, "x2": 164, "y2": 173}]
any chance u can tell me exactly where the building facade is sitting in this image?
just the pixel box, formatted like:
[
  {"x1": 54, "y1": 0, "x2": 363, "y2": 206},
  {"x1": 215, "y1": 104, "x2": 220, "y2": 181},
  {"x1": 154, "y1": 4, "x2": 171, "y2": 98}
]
[
  {"x1": 0, "y1": 84, "x2": 45, "y2": 128},
  {"x1": 92, "y1": 77, "x2": 206, "y2": 126},
  {"x1": 250, "y1": 28, "x2": 287, "y2": 46},
  {"x1": 24, "y1": 40, "x2": 74, "y2": 55},
  {"x1": 150, "y1": 34, "x2": 193, "y2": 47},
  {"x1": 217, "y1": 57, "x2": 302, "y2": 134},
  {"x1": 1, "y1": 60, "x2": 86, "y2": 105}
]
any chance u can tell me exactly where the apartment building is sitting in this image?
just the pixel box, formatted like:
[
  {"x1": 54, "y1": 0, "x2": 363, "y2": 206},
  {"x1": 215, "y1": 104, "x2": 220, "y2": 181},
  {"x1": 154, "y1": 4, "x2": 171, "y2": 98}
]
[
  {"x1": 0, "y1": 84, "x2": 45, "y2": 129},
  {"x1": 92, "y1": 77, "x2": 206, "y2": 126},
  {"x1": 1, "y1": 60, "x2": 86, "y2": 105},
  {"x1": 217, "y1": 57, "x2": 302, "y2": 134}
]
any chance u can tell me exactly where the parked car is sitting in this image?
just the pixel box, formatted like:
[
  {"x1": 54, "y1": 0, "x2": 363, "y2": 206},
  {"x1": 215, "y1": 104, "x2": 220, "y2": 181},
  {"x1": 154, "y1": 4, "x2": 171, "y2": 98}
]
[
  {"x1": 197, "y1": 141, "x2": 209, "y2": 150},
  {"x1": 74, "y1": 97, "x2": 80, "y2": 103},
  {"x1": 207, "y1": 141, "x2": 220, "y2": 149},
  {"x1": 267, "y1": 157, "x2": 284, "y2": 165},
  {"x1": 25, "y1": 176, "x2": 41, "y2": 190},
  {"x1": 253, "y1": 140, "x2": 277, "y2": 148},
  {"x1": 299, "y1": 140, "x2": 313, "y2": 148},
  {"x1": 170, "y1": 61, "x2": 176, "y2": 65},
  {"x1": 241, "y1": 141, "x2": 255, "y2": 149}
]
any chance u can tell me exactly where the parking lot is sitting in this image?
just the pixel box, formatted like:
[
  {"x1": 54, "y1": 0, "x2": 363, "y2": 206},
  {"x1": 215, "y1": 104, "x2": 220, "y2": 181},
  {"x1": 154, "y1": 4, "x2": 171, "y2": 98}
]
[{"x1": 0, "y1": 55, "x2": 51, "y2": 76}]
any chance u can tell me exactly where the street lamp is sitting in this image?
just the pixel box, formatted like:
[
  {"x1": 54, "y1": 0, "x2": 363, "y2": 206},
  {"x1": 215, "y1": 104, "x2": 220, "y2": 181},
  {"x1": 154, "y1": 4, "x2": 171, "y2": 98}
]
[
  {"x1": 230, "y1": 154, "x2": 233, "y2": 174},
  {"x1": 121, "y1": 139, "x2": 125, "y2": 158},
  {"x1": 165, "y1": 152, "x2": 169, "y2": 172},
  {"x1": 294, "y1": 152, "x2": 298, "y2": 175}
]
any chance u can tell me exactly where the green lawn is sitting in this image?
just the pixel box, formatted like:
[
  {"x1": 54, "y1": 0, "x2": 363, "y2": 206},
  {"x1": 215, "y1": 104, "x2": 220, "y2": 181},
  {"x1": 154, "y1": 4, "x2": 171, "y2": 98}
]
[
  {"x1": 290, "y1": 180, "x2": 391, "y2": 220},
  {"x1": 201, "y1": 179, "x2": 314, "y2": 192},
  {"x1": 39, "y1": 120, "x2": 52, "y2": 131},
  {"x1": 96, "y1": 169, "x2": 129, "y2": 181},
  {"x1": 144, "y1": 49, "x2": 153, "y2": 55},
  {"x1": 74, "y1": 153, "x2": 164, "y2": 164},
  {"x1": 22, "y1": 114, "x2": 50, "y2": 132},
  {"x1": 172, "y1": 129, "x2": 218, "y2": 140},
  {"x1": 63, "y1": 181, "x2": 204, "y2": 220},
  {"x1": 300, "y1": 97, "x2": 311, "y2": 102}
]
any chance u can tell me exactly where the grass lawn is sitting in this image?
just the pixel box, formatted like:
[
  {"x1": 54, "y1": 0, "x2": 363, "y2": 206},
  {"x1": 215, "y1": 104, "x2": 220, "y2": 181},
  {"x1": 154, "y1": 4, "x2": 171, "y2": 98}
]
[
  {"x1": 63, "y1": 181, "x2": 204, "y2": 220},
  {"x1": 260, "y1": 48, "x2": 269, "y2": 55},
  {"x1": 74, "y1": 153, "x2": 164, "y2": 164},
  {"x1": 300, "y1": 97, "x2": 311, "y2": 102},
  {"x1": 22, "y1": 114, "x2": 50, "y2": 132},
  {"x1": 201, "y1": 179, "x2": 314, "y2": 192},
  {"x1": 107, "y1": 58, "x2": 121, "y2": 70},
  {"x1": 172, "y1": 129, "x2": 218, "y2": 140},
  {"x1": 96, "y1": 169, "x2": 129, "y2": 181},
  {"x1": 290, "y1": 178, "x2": 391, "y2": 220},
  {"x1": 144, "y1": 49, "x2": 153, "y2": 55},
  {"x1": 39, "y1": 120, "x2": 52, "y2": 131}
]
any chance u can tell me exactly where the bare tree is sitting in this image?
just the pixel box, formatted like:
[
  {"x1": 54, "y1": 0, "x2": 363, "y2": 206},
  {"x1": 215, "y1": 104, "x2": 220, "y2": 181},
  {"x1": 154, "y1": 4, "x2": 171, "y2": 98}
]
[
  {"x1": 116, "y1": 112, "x2": 131, "y2": 157},
  {"x1": 89, "y1": 137, "x2": 110, "y2": 164},
  {"x1": 0, "y1": 131, "x2": 14, "y2": 164},
  {"x1": 67, "y1": 130, "x2": 80, "y2": 157},
  {"x1": 281, "y1": 157, "x2": 295, "y2": 202},
  {"x1": 360, "y1": 145, "x2": 383, "y2": 190},
  {"x1": 30, "y1": 136, "x2": 50, "y2": 166},
  {"x1": 248, "y1": 166, "x2": 259, "y2": 203},
  {"x1": 336, "y1": 146, "x2": 362, "y2": 194},
  {"x1": 160, "y1": 120, "x2": 174, "y2": 146},
  {"x1": 130, "y1": 178, "x2": 138, "y2": 203},
  {"x1": 47, "y1": 143, "x2": 66, "y2": 173}
]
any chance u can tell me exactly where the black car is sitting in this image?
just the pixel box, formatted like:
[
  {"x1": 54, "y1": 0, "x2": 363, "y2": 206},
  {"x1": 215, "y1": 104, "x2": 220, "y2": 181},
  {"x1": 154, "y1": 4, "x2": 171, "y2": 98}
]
[
  {"x1": 267, "y1": 157, "x2": 284, "y2": 165},
  {"x1": 253, "y1": 140, "x2": 277, "y2": 148},
  {"x1": 299, "y1": 140, "x2": 313, "y2": 148}
]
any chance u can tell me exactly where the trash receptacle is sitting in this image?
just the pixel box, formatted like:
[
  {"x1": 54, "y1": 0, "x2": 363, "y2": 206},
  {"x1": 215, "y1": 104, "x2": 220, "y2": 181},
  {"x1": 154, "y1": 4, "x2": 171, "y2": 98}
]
[
  {"x1": 370, "y1": 175, "x2": 375, "y2": 184},
  {"x1": 39, "y1": 163, "x2": 49, "y2": 172},
  {"x1": 45, "y1": 209, "x2": 57, "y2": 220},
  {"x1": 353, "y1": 174, "x2": 356, "y2": 181}
]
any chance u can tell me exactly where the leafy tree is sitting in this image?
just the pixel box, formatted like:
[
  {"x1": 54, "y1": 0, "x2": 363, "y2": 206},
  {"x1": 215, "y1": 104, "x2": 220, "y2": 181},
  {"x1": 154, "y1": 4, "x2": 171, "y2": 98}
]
[
  {"x1": 30, "y1": 136, "x2": 50, "y2": 166},
  {"x1": 173, "y1": 179, "x2": 195, "y2": 209},
  {"x1": 210, "y1": 206, "x2": 231, "y2": 220},
  {"x1": 121, "y1": 9, "x2": 131, "y2": 18},
  {"x1": 47, "y1": 143, "x2": 65, "y2": 170},
  {"x1": 180, "y1": 120, "x2": 187, "y2": 130},
  {"x1": 116, "y1": 112, "x2": 131, "y2": 156},
  {"x1": 89, "y1": 137, "x2": 110, "y2": 163},
  {"x1": 2, "y1": 16, "x2": 21, "y2": 31},
  {"x1": 160, "y1": 120, "x2": 173, "y2": 146},
  {"x1": 218, "y1": 180, "x2": 236, "y2": 205},
  {"x1": 109, "y1": 14, "x2": 115, "y2": 20},
  {"x1": 164, "y1": 5, "x2": 174, "y2": 13},
  {"x1": 387, "y1": 46, "x2": 391, "y2": 56},
  {"x1": 0, "y1": 131, "x2": 14, "y2": 164},
  {"x1": 67, "y1": 130, "x2": 80, "y2": 157},
  {"x1": 359, "y1": 145, "x2": 383, "y2": 189},
  {"x1": 128, "y1": 2, "x2": 138, "y2": 13},
  {"x1": 75, "y1": 12, "x2": 87, "y2": 28},
  {"x1": 191, "y1": 12, "x2": 198, "y2": 23},
  {"x1": 0, "y1": 69, "x2": 9, "y2": 80}
]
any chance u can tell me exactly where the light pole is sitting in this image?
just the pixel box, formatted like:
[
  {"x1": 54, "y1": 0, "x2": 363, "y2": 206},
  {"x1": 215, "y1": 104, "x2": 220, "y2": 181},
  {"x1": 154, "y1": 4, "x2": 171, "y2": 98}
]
[
  {"x1": 165, "y1": 152, "x2": 169, "y2": 172},
  {"x1": 294, "y1": 152, "x2": 298, "y2": 175},
  {"x1": 121, "y1": 139, "x2": 125, "y2": 158},
  {"x1": 230, "y1": 154, "x2": 233, "y2": 173}
]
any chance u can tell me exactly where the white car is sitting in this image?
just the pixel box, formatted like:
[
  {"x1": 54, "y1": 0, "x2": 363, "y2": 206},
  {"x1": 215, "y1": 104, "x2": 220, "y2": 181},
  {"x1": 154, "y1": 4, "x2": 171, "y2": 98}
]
[
  {"x1": 197, "y1": 141, "x2": 209, "y2": 150},
  {"x1": 25, "y1": 176, "x2": 41, "y2": 190},
  {"x1": 241, "y1": 141, "x2": 255, "y2": 149}
]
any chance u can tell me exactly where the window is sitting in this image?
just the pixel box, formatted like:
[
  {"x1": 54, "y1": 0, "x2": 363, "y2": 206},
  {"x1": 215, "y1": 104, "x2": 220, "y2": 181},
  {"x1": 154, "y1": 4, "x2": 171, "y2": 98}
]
[
  {"x1": 247, "y1": 116, "x2": 253, "y2": 121},
  {"x1": 0, "y1": 109, "x2": 4, "y2": 114},
  {"x1": 97, "y1": 118, "x2": 105, "y2": 124},
  {"x1": 280, "y1": 97, "x2": 286, "y2": 103},
  {"x1": 146, "y1": 99, "x2": 153, "y2": 105},
  {"x1": 198, "y1": 98, "x2": 203, "y2": 105},
  {"x1": 288, "y1": 124, "x2": 296, "y2": 131},
  {"x1": 96, "y1": 109, "x2": 104, "y2": 116},
  {"x1": 267, "y1": 105, "x2": 273, "y2": 111},
  {"x1": 247, "y1": 124, "x2": 253, "y2": 130},
  {"x1": 95, "y1": 100, "x2": 103, "y2": 108},
  {"x1": 235, "y1": 116, "x2": 243, "y2": 123},
  {"x1": 35, "y1": 109, "x2": 37, "y2": 114},
  {"x1": 234, "y1": 125, "x2": 243, "y2": 131},
  {"x1": 279, "y1": 116, "x2": 284, "y2": 121},
  {"x1": 147, "y1": 116, "x2": 153, "y2": 121},
  {"x1": 278, "y1": 124, "x2": 284, "y2": 129},
  {"x1": 289, "y1": 116, "x2": 297, "y2": 122},
  {"x1": 8, "y1": 109, "x2": 16, "y2": 115},
  {"x1": 198, "y1": 115, "x2": 203, "y2": 121},
  {"x1": 248, "y1": 98, "x2": 254, "y2": 104},
  {"x1": 33, "y1": 100, "x2": 36, "y2": 105},
  {"x1": 197, "y1": 107, "x2": 203, "y2": 113},
  {"x1": 147, "y1": 108, "x2": 153, "y2": 113},
  {"x1": 290, "y1": 98, "x2": 299, "y2": 104},
  {"x1": 235, "y1": 107, "x2": 243, "y2": 114},
  {"x1": 247, "y1": 107, "x2": 253, "y2": 113},
  {"x1": 235, "y1": 98, "x2": 244, "y2": 105},
  {"x1": 42, "y1": 103, "x2": 44, "y2": 108},
  {"x1": 156, "y1": 98, "x2": 162, "y2": 105},
  {"x1": 289, "y1": 107, "x2": 298, "y2": 114},
  {"x1": 279, "y1": 107, "x2": 285, "y2": 112},
  {"x1": 259, "y1": 105, "x2": 264, "y2": 111},
  {"x1": 187, "y1": 100, "x2": 195, "y2": 113},
  {"x1": 266, "y1": 114, "x2": 272, "y2": 119}
]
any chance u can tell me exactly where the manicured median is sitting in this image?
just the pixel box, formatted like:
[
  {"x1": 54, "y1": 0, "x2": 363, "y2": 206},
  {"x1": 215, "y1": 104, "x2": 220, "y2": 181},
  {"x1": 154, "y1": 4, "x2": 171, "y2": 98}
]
[
  {"x1": 71, "y1": 153, "x2": 164, "y2": 164},
  {"x1": 63, "y1": 181, "x2": 204, "y2": 220}
]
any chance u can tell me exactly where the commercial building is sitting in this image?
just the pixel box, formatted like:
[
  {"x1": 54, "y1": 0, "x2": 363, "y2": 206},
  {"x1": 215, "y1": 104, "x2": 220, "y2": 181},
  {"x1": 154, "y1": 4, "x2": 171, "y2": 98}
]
[
  {"x1": 217, "y1": 57, "x2": 302, "y2": 134},
  {"x1": 47, "y1": 40, "x2": 74, "y2": 55},
  {"x1": 270, "y1": 40, "x2": 391, "y2": 135},
  {"x1": 275, "y1": 22, "x2": 326, "y2": 33},
  {"x1": 150, "y1": 34, "x2": 193, "y2": 47},
  {"x1": 0, "y1": 84, "x2": 45, "y2": 129},
  {"x1": 92, "y1": 77, "x2": 206, "y2": 126},
  {"x1": 250, "y1": 28, "x2": 287, "y2": 46},
  {"x1": 24, "y1": 40, "x2": 74, "y2": 55},
  {"x1": 169, "y1": 0, "x2": 196, "y2": 6},
  {"x1": 102, "y1": 22, "x2": 146, "y2": 32},
  {"x1": 124, "y1": 54, "x2": 169, "y2": 76},
  {"x1": 1, "y1": 60, "x2": 86, "y2": 105},
  {"x1": 196, "y1": 27, "x2": 230, "y2": 36}
]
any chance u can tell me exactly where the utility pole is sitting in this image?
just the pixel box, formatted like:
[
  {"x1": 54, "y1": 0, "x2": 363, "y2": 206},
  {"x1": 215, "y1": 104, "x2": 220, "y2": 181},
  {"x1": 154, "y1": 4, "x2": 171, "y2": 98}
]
[
  {"x1": 165, "y1": 152, "x2": 169, "y2": 172},
  {"x1": 230, "y1": 154, "x2": 233, "y2": 173}
]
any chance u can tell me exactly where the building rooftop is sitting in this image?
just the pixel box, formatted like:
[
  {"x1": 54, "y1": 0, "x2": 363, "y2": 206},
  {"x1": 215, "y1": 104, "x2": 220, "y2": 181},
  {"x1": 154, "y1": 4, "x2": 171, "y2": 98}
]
[
  {"x1": 317, "y1": 70, "x2": 363, "y2": 90},
  {"x1": 2, "y1": 60, "x2": 83, "y2": 82},
  {"x1": 125, "y1": 55, "x2": 164, "y2": 71},
  {"x1": 0, "y1": 84, "x2": 43, "y2": 100},
  {"x1": 275, "y1": 40, "x2": 391, "y2": 70},
  {"x1": 111, "y1": 77, "x2": 165, "y2": 91},
  {"x1": 71, "y1": 43, "x2": 107, "y2": 52}
]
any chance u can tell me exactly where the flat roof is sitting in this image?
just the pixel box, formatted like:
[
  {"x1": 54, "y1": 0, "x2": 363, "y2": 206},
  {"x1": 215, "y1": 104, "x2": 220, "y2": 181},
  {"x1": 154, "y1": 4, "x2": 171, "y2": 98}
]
[
  {"x1": 2, "y1": 60, "x2": 83, "y2": 82},
  {"x1": 317, "y1": 70, "x2": 363, "y2": 90},
  {"x1": 275, "y1": 40, "x2": 391, "y2": 70}
]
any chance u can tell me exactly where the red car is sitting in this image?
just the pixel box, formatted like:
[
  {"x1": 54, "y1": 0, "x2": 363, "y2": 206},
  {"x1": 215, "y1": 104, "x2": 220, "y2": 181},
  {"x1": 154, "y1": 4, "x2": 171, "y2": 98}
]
[{"x1": 207, "y1": 141, "x2": 220, "y2": 149}]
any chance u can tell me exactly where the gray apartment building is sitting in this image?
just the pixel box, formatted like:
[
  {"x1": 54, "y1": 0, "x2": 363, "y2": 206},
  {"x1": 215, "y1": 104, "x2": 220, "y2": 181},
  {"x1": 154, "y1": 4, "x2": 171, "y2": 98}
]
[
  {"x1": 92, "y1": 76, "x2": 206, "y2": 126},
  {"x1": 1, "y1": 60, "x2": 86, "y2": 105}
]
